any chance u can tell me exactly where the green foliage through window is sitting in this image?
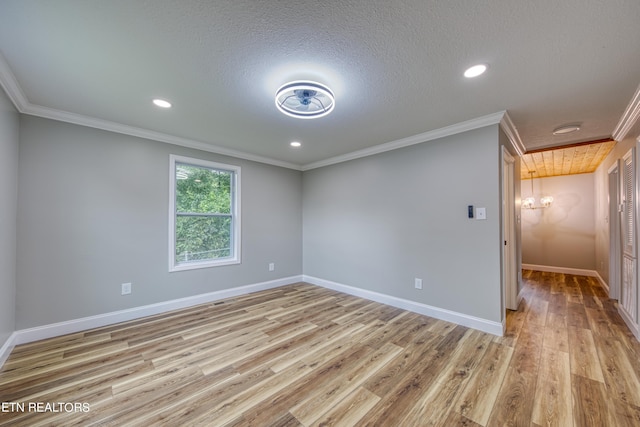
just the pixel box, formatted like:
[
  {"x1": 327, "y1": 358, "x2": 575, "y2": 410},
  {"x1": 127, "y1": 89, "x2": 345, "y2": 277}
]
[{"x1": 174, "y1": 163, "x2": 234, "y2": 265}]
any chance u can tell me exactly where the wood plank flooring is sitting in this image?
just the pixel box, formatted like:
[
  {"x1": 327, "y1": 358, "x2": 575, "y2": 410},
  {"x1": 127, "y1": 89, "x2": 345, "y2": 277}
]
[{"x1": 1, "y1": 270, "x2": 640, "y2": 426}]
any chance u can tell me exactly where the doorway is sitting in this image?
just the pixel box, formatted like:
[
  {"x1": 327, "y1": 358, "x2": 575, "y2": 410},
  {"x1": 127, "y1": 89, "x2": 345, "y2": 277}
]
[{"x1": 502, "y1": 146, "x2": 518, "y2": 311}]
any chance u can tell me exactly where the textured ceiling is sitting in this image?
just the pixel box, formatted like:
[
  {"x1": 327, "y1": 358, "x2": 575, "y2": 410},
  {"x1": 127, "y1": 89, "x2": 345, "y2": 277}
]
[
  {"x1": 0, "y1": 0, "x2": 639, "y2": 169},
  {"x1": 520, "y1": 139, "x2": 616, "y2": 179}
]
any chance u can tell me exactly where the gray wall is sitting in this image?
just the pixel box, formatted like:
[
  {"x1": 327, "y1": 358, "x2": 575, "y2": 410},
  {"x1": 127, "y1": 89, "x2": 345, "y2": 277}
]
[
  {"x1": 16, "y1": 116, "x2": 302, "y2": 329},
  {"x1": 522, "y1": 173, "x2": 596, "y2": 270},
  {"x1": 303, "y1": 125, "x2": 503, "y2": 323},
  {"x1": 0, "y1": 86, "x2": 19, "y2": 346}
]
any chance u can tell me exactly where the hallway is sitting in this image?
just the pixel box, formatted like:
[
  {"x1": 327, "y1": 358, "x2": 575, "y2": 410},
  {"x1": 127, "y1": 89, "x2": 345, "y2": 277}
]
[{"x1": 501, "y1": 270, "x2": 640, "y2": 425}]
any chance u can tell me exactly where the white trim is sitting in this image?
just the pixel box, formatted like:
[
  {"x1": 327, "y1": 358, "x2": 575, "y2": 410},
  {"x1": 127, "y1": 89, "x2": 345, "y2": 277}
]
[
  {"x1": 618, "y1": 304, "x2": 640, "y2": 341},
  {"x1": 4, "y1": 273, "x2": 508, "y2": 368},
  {"x1": 0, "y1": 52, "x2": 300, "y2": 171},
  {"x1": 609, "y1": 161, "x2": 621, "y2": 174},
  {"x1": 12, "y1": 275, "x2": 302, "y2": 347},
  {"x1": 303, "y1": 275, "x2": 504, "y2": 336},
  {"x1": 522, "y1": 266, "x2": 612, "y2": 297},
  {"x1": 613, "y1": 83, "x2": 640, "y2": 142},
  {"x1": 522, "y1": 264, "x2": 599, "y2": 277},
  {"x1": 26, "y1": 103, "x2": 302, "y2": 171},
  {"x1": 517, "y1": 286, "x2": 525, "y2": 307},
  {"x1": 168, "y1": 155, "x2": 242, "y2": 272},
  {"x1": 0, "y1": 52, "x2": 29, "y2": 110},
  {"x1": 595, "y1": 271, "x2": 610, "y2": 294},
  {"x1": 502, "y1": 146, "x2": 518, "y2": 311},
  {"x1": 301, "y1": 111, "x2": 507, "y2": 171},
  {"x1": 0, "y1": 51, "x2": 512, "y2": 173},
  {"x1": 499, "y1": 112, "x2": 526, "y2": 157},
  {"x1": 0, "y1": 332, "x2": 17, "y2": 368}
]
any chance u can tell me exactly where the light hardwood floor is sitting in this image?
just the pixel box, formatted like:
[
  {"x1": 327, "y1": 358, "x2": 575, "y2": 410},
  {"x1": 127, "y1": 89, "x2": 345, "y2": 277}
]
[{"x1": 1, "y1": 271, "x2": 640, "y2": 426}]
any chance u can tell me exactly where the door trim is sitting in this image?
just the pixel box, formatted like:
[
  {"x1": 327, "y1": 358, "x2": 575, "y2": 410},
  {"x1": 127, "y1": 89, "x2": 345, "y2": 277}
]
[
  {"x1": 609, "y1": 161, "x2": 621, "y2": 300},
  {"x1": 502, "y1": 146, "x2": 518, "y2": 312}
]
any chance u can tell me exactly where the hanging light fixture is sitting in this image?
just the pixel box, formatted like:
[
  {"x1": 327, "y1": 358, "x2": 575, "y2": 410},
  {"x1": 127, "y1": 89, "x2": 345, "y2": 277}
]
[
  {"x1": 523, "y1": 171, "x2": 553, "y2": 209},
  {"x1": 275, "y1": 81, "x2": 335, "y2": 119}
]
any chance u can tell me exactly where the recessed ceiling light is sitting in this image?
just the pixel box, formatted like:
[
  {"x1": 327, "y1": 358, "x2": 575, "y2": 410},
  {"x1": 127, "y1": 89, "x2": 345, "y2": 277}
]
[
  {"x1": 275, "y1": 81, "x2": 335, "y2": 119},
  {"x1": 552, "y1": 124, "x2": 581, "y2": 135},
  {"x1": 290, "y1": 141, "x2": 302, "y2": 148},
  {"x1": 464, "y1": 64, "x2": 487, "y2": 78},
  {"x1": 152, "y1": 98, "x2": 172, "y2": 108}
]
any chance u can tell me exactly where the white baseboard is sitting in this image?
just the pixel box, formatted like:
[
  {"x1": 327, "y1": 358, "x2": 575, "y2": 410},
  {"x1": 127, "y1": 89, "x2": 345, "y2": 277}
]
[
  {"x1": 5, "y1": 272, "x2": 503, "y2": 370},
  {"x1": 303, "y1": 275, "x2": 504, "y2": 336},
  {"x1": 594, "y1": 271, "x2": 610, "y2": 294},
  {"x1": 517, "y1": 286, "x2": 525, "y2": 306},
  {"x1": 0, "y1": 332, "x2": 17, "y2": 368},
  {"x1": 618, "y1": 305, "x2": 640, "y2": 341},
  {"x1": 12, "y1": 275, "x2": 303, "y2": 347},
  {"x1": 522, "y1": 264, "x2": 611, "y2": 293},
  {"x1": 522, "y1": 264, "x2": 598, "y2": 277}
]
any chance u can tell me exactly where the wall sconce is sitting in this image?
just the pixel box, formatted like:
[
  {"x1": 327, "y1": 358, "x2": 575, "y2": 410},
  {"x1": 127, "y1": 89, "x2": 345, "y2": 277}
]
[{"x1": 523, "y1": 171, "x2": 553, "y2": 209}]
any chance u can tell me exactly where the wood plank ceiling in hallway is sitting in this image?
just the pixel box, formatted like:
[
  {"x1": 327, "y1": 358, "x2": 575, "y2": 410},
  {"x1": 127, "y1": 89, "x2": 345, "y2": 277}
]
[{"x1": 521, "y1": 139, "x2": 616, "y2": 180}]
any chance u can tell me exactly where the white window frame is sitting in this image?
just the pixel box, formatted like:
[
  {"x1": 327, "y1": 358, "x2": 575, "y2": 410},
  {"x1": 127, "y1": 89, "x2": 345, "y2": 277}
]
[{"x1": 169, "y1": 154, "x2": 241, "y2": 272}]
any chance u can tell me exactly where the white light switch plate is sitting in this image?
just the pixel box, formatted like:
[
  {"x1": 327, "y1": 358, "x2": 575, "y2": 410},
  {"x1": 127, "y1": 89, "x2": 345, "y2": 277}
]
[{"x1": 476, "y1": 207, "x2": 486, "y2": 220}]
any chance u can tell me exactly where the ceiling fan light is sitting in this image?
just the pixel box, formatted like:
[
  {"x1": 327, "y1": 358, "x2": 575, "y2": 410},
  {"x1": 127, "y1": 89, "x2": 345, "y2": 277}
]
[{"x1": 275, "y1": 81, "x2": 335, "y2": 119}]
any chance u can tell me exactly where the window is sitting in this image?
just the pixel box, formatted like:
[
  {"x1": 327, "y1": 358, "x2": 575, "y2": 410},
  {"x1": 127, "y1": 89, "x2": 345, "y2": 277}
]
[{"x1": 169, "y1": 155, "x2": 240, "y2": 271}]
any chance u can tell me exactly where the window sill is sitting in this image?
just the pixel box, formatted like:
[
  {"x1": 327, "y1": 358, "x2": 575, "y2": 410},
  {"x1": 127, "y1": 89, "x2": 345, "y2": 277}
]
[{"x1": 169, "y1": 257, "x2": 241, "y2": 272}]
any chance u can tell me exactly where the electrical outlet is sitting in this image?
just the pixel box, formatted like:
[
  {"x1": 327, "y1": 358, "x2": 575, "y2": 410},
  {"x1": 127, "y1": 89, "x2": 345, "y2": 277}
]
[
  {"x1": 121, "y1": 282, "x2": 132, "y2": 295},
  {"x1": 268, "y1": 263, "x2": 275, "y2": 272},
  {"x1": 414, "y1": 278, "x2": 423, "y2": 290}
]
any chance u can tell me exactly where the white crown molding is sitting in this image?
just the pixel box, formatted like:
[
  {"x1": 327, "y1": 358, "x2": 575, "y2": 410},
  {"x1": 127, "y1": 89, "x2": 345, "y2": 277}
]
[
  {"x1": 23, "y1": 103, "x2": 303, "y2": 171},
  {"x1": 613, "y1": 83, "x2": 640, "y2": 142},
  {"x1": 1, "y1": 50, "x2": 516, "y2": 173},
  {"x1": 0, "y1": 51, "x2": 302, "y2": 171},
  {"x1": 303, "y1": 275, "x2": 504, "y2": 336},
  {"x1": 28, "y1": 103, "x2": 302, "y2": 170},
  {"x1": 499, "y1": 111, "x2": 526, "y2": 156},
  {"x1": 301, "y1": 111, "x2": 507, "y2": 171},
  {"x1": 0, "y1": 51, "x2": 29, "y2": 110}
]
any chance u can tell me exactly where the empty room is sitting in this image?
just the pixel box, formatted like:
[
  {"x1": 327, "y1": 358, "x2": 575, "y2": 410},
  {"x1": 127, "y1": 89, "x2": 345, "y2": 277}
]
[{"x1": 2, "y1": 1, "x2": 640, "y2": 425}]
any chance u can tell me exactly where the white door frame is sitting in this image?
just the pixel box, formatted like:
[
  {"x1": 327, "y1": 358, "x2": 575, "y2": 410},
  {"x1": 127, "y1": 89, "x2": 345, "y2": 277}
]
[
  {"x1": 609, "y1": 161, "x2": 621, "y2": 300},
  {"x1": 502, "y1": 146, "x2": 518, "y2": 311}
]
